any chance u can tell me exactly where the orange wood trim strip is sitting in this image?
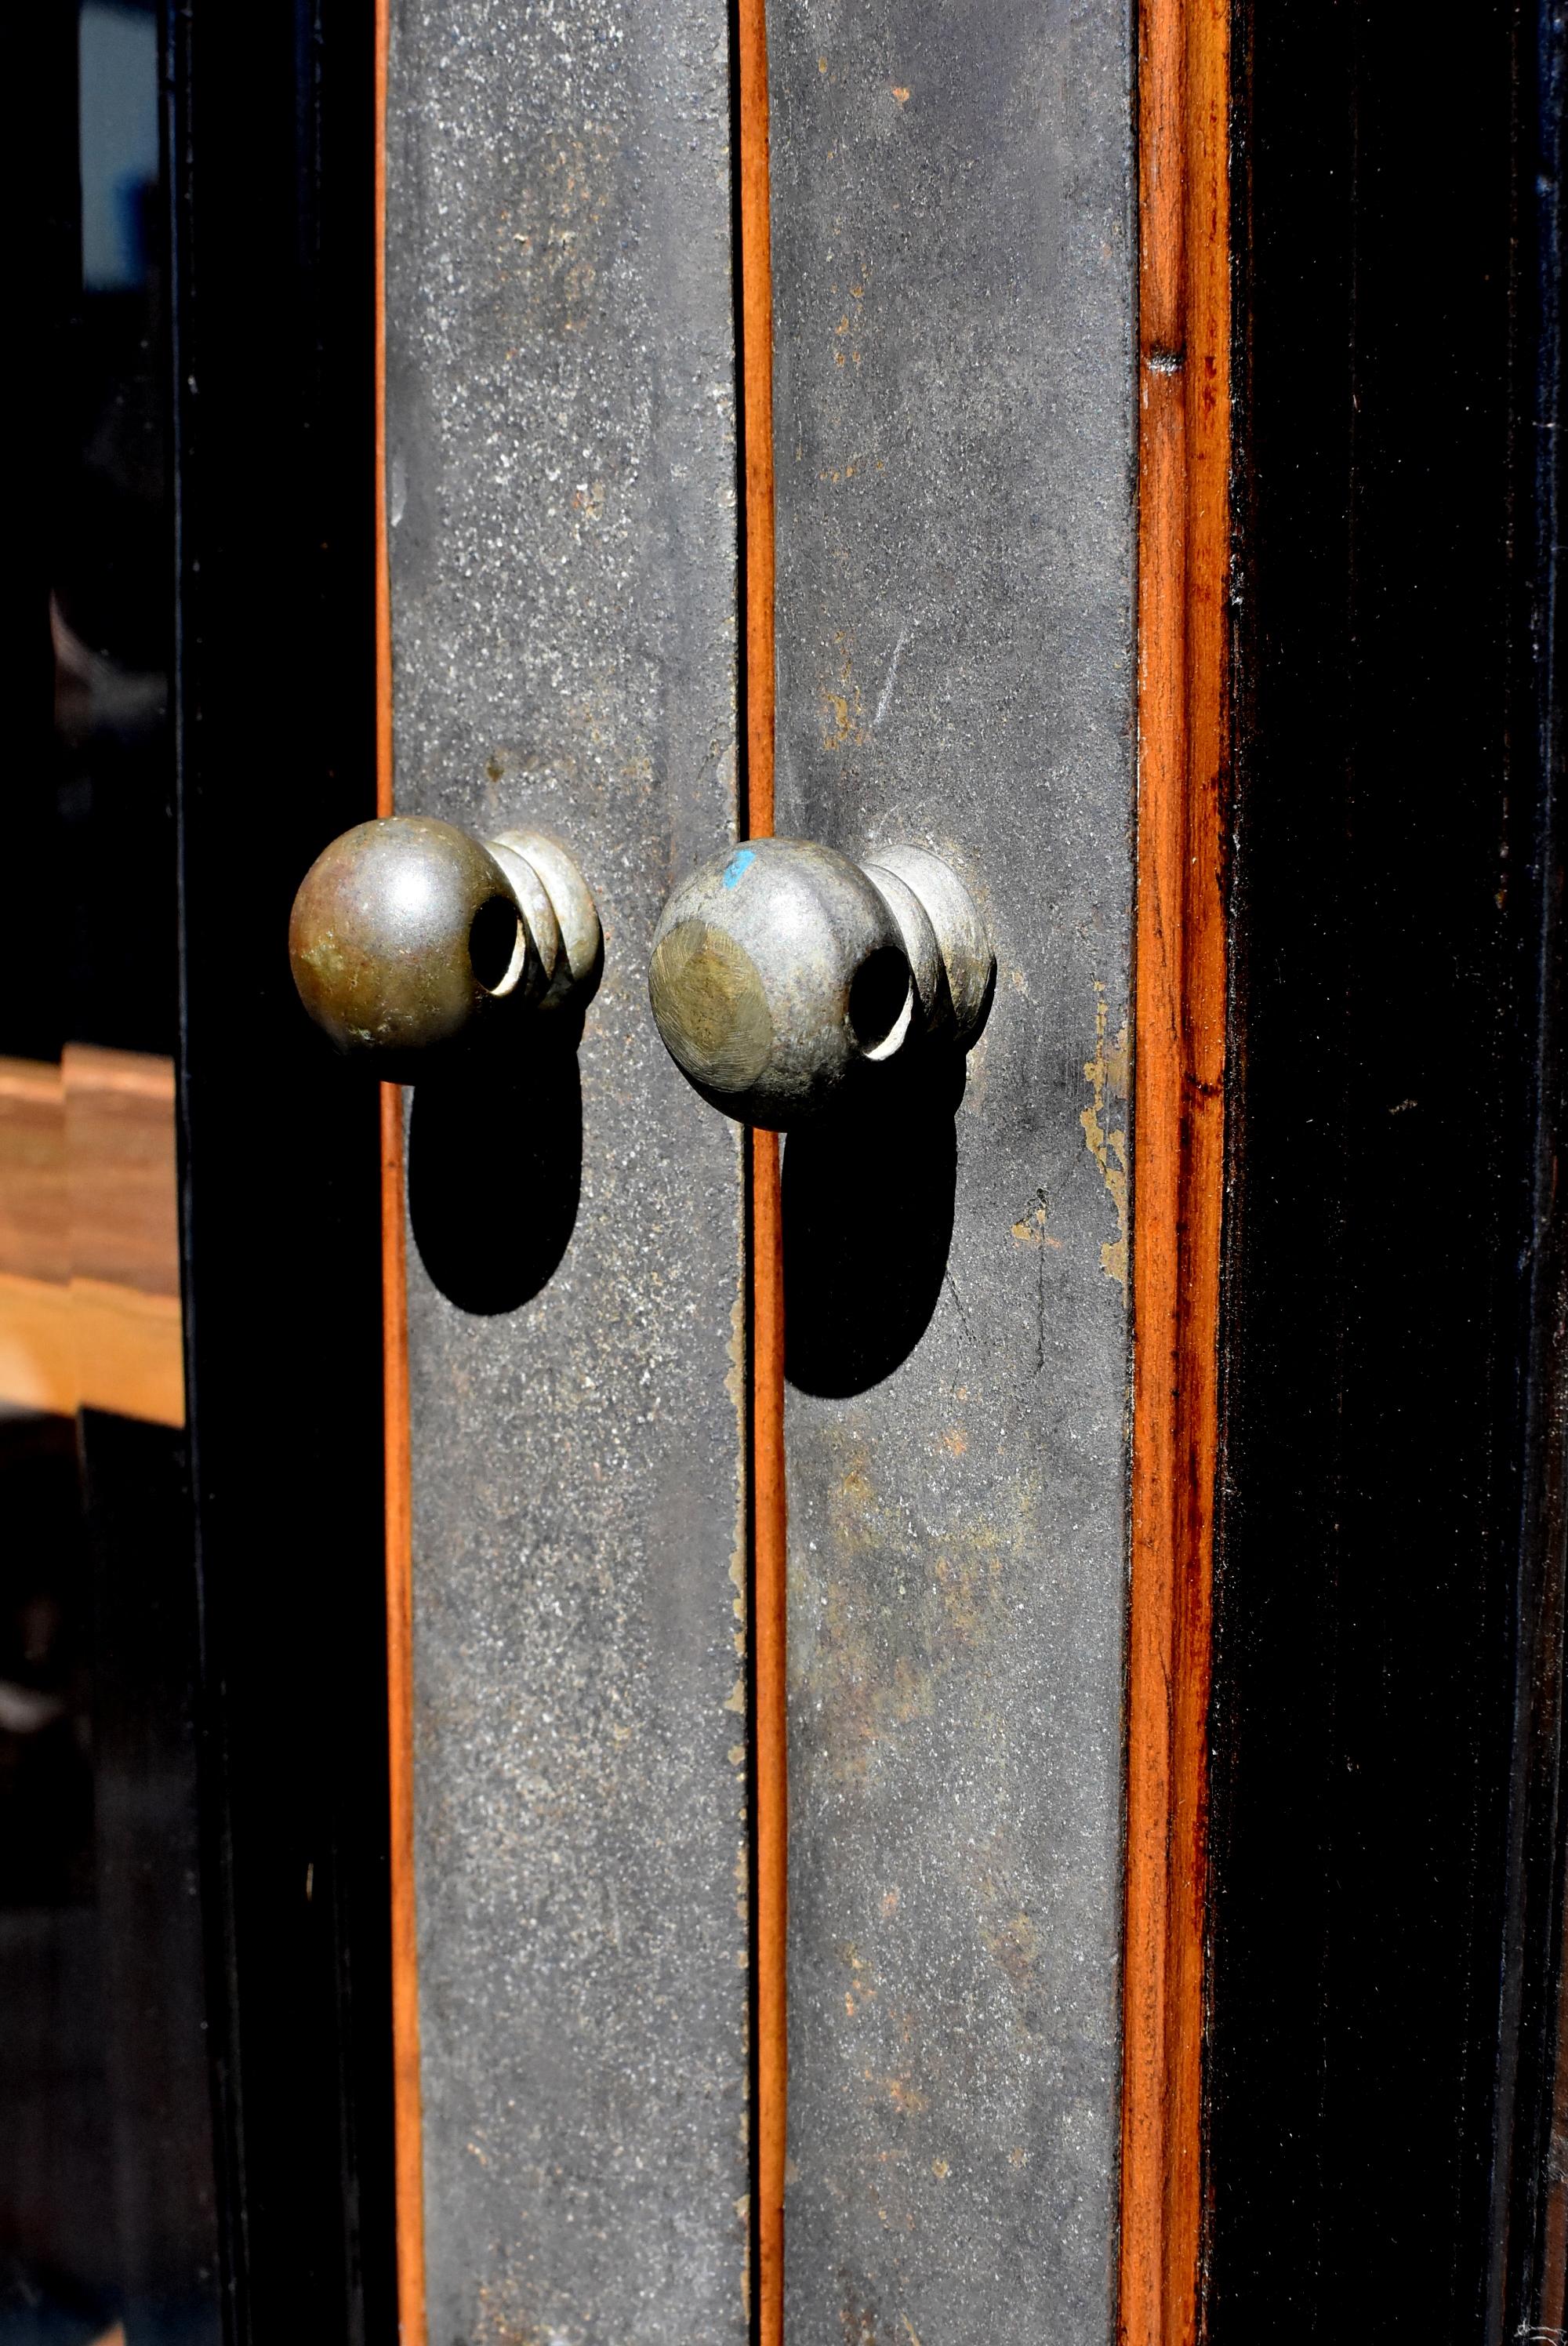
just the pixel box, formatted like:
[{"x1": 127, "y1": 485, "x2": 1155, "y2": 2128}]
[
  {"x1": 375, "y1": 0, "x2": 394, "y2": 823},
  {"x1": 376, "y1": 3, "x2": 427, "y2": 2335},
  {"x1": 736, "y1": 2, "x2": 786, "y2": 2338},
  {"x1": 739, "y1": 0, "x2": 776, "y2": 841},
  {"x1": 1120, "y1": 0, "x2": 1230, "y2": 2340}
]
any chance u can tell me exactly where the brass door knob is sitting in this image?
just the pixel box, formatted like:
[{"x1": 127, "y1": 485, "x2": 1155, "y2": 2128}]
[
  {"x1": 649, "y1": 837, "x2": 993, "y2": 1127},
  {"x1": 289, "y1": 816, "x2": 601, "y2": 1074}
]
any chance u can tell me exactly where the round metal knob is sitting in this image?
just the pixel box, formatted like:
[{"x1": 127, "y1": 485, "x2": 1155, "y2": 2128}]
[
  {"x1": 648, "y1": 837, "x2": 994, "y2": 1127},
  {"x1": 289, "y1": 815, "x2": 601, "y2": 1073}
]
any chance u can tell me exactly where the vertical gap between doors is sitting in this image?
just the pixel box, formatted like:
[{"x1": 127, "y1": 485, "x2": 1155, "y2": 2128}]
[
  {"x1": 376, "y1": 0, "x2": 429, "y2": 2328},
  {"x1": 1120, "y1": 0, "x2": 1231, "y2": 2341},
  {"x1": 734, "y1": 2, "x2": 786, "y2": 2340}
]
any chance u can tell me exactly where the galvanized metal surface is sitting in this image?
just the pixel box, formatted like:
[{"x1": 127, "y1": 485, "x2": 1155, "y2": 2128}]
[
  {"x1": 769, "y1": 3, "x2": 1135, "y2": 2337},
  {"x1": 385, "y1": 3, "x2": 748, "y2": 2337}
]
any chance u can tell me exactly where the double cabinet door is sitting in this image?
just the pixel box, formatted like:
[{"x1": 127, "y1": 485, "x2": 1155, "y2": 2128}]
[{"x1": 359, "y1": 4, "x2": 1134, "y2": 2339}]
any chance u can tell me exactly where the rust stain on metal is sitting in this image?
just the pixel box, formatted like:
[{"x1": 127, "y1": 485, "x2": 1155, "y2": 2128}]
[
  {"x1": 978, "y1": 1910, "x2": 1041, "y2": 1988},
  {"x1": 839, "y1": 2279, "x2": 886, "y2": 2344},
  {"x1": 470, "y1": 2272, "x2": 557, "y2": 2346},
  {"x1": 798, "y1": 1436, "x2": 1033, "y2": 1789}
]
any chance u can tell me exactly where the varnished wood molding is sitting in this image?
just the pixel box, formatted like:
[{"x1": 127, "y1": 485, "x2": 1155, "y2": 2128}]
[
  {"x1": 735, "y1": 2, "x2": 787, "y2": 2340},
  {"x1": 376, "y1": 0, "x2": 430, "y2": 2327},
  {"x1": 1121, "y1": 0, "x2": 1231, "y2": 2340}
]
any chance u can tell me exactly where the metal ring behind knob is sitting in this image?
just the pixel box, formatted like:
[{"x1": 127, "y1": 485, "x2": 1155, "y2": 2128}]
[
  {"x1": 289, "y1": 815, "x2": 601, "y2": 1073},
  {"x1": 648, "y1": 836, "x2": 994, "y2": 1128}
]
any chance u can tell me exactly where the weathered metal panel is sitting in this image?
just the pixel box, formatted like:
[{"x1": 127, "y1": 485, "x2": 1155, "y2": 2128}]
[
  {"x1": 768, "y1": 3, "x2": 1135, "y2": 2337},
  {"x1": 385, "y1": 4, "x2": 749, "y2": 2338}
]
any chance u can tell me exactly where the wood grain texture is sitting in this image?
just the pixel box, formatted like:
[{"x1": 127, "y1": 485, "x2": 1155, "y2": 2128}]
[
  {"x1": 63, "y1": 1047, "x2": 181, "y2": 1298},
  {"x1": 0, "y1": 1059, "x2": 68, "y2": 1285},
  {"x1": 376, "y1": 0, "x2": 428, "y2": 2324},
  {"x1": 739, "y1": 0, "x2": 776, "y2": 840},
  {"x1": 738, "y1": 4, "x2": 786, "y2": 2336},
  {"x1": 0, "y1": 1276, "x2": 78, "y2": 1416},
  {"x1": 1120, "y1": 0, "x2": 1230, "y2": 2340},
  {"x1": 376, "y1": 0, "x2": 394, "y2": 824},
  {"x1": 0, "y1": 1051, "x2": 184, "y2": 1425},
  {"x1": 69, "y1": 1284, "x2": 183, "y2": 1425}
]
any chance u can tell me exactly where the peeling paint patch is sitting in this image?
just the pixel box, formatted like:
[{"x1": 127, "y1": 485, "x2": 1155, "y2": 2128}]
[
  {"x1": 1080, "y1": 983, "x2": 1130, "y2": 1291},
  {"x1": 1011, "y1": 1193, "x2": 1062, "y2": 1250},
  {"x1": 821, "y1": 635, "x2": 871, "y2": 750}
]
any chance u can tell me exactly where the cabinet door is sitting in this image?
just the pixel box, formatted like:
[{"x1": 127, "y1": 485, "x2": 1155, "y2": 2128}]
[
  {"x1": 380, "y1": 2, "x2": 1147, "y2": 2341},
  {"x1": 383, "y1": 5, "x2": 752, "y2": 2342},
  {"x1": 17, "y1": 0, "x2": 1151, "y2": 2322},
  {"x1": 34, "y1": 0, "x2": 1544, "y2": 2331},
  {"x1": 767, "y1": 13, "x2": 1134, "y2": 2339}
]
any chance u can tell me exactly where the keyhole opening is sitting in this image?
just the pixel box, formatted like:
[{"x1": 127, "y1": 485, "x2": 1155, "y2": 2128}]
[
  {"x1": 470, "y1": 894, "x2": 528, "y2": 996},
  {"x1": 848, "y1": 945, "x2": 914, "y2": 1061}
]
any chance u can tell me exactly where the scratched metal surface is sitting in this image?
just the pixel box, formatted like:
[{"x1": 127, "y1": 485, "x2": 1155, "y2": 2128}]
[
  {"x1": 769, "y1": 4, "x2": 1134, "y2": 2337},
  {"x1": 385, "y1": 3, "x2": 749, "y2": 2338}
]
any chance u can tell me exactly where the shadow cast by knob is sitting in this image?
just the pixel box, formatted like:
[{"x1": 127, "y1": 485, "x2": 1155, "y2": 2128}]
[
  {"x1": 782, "y1": 1046, "x2": 967, "y2": 1398},
  {"x1": 408, "y1": 1016, "x2": 583, "y2": 1314}
]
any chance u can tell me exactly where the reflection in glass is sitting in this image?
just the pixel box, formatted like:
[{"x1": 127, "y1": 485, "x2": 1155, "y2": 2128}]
[{"x1": 1, "y1": 5, "x2": 221, "y2": 2339}]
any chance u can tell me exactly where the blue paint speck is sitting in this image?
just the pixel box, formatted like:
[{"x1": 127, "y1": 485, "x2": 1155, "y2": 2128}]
[{"x1": 722, "y1": 848, "x2": 757, "y2": 890}]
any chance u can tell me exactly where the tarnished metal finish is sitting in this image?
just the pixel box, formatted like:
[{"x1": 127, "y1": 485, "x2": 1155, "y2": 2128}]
[
  {"x1": 385, "y1": 0, "x2": 747, "y2": 2339},
  {"x1": 769, "y1": 4, "x2": 1134, "y2": 2340},
  {"x1": 289, "y1": 815, "x2": 600, "y2": 1072},
  {"x1": 650, "y1": 835, "x2": 993, "y2": 1125},
  {"x1": 289, "y1": 816, "x2": 539, "y2": 1062},
  {"x1": 492, "y1": 828, "x2": 604, "y2": 1015},
  {"x1": 865, "y1": 843, "x2": 995, "y2": 1049}
]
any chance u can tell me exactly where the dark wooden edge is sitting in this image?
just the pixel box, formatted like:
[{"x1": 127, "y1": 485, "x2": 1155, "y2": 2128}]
[
  {"x1": 1489, "y1": 0, "x2": 1568, "y2": 2327},
  {"x1": 374, "y1": 0, "x2": 429, "y2": 2329},
  {"x1": 168, "y1": 0, "x2": 397, "y2": 2332},
  {"x1": 1206, "y1": 0, "x2": 1565, "y2": 2327}
]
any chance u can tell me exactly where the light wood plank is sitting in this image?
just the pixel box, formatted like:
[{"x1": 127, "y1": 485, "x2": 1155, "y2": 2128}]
[{"x1": 0, "y1": 1049, "x2": 184, "y2": 1424}]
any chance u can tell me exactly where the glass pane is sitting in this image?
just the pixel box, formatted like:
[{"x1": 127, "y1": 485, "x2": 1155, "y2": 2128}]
[{"x1": 1, "y1": 5, "x2": 220, "y2": 2338}]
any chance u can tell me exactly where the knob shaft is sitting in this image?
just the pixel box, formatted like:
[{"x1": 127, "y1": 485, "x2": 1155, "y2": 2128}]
[
  {"x1": 649, "y1": 837, "x2": 993, "y2": 1127},
  {"x1": 289, "y1": 815, "x2": 600, "y2": 1073}
]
